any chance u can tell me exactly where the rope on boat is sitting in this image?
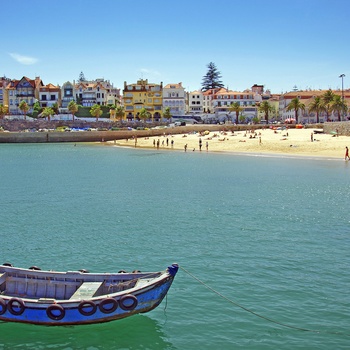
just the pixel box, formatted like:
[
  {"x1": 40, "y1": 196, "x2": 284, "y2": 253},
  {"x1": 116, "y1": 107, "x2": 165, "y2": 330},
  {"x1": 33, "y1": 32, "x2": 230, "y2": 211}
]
[{"x1": 179, "y1": 265, "x2": 349, "y2": 337}]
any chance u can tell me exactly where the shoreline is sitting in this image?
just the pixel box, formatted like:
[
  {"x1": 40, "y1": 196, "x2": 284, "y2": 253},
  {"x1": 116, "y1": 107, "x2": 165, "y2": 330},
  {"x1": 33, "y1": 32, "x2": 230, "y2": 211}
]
[{"x1": 109, "y1": 128, "x2": 350, "y2": 161}]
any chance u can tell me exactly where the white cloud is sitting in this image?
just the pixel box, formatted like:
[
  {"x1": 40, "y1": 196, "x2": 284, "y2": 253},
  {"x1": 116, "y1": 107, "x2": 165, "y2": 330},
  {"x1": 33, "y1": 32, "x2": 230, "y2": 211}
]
[
  {"x1": 9, "y1": 53, "x2": 38, "y2": 65},
  {"x1": 140, "y1": 68, "x2": 161, "y2": 77}
]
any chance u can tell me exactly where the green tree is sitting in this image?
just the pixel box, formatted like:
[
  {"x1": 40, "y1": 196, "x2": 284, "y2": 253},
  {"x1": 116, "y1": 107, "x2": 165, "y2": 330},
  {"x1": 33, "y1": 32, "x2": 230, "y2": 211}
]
[
  {"x1": 18, "y1": 100, "x2": 29, "y2": 120},
  {"x1": 90, "y1": 104, "x2": 103, "y2": 122},
  {"x1": 321, "y1": 89, "x2": 335, "y2": 121},
  {"x1": 0, "y1": 104, "x2": 7, "y2": 119},
  {"x1": 308, "y1": 96, "x2": 324, "y2": 123},
  {"x1": 138, "y1": 108, "x2": 150, "y2": 123},
  {"x1": 115, "y1": 105, "x2": 125, "y2": 121},
  {"x1": 78, "y1": 71, "x2": 86, "y2": 82},
  {"x1": 68, "y1": 101, "x2": 79, "y2": 121},
  {"x1": 109, "y1": 105, "x2": 116, "y2": 120},
  {"x1": 252, "y1": 116, "x2": 260, "y2": 124},
  {"x1": 286, "y1": 97, "x2": 305, "y2": 123},
  {"x1": 163, "y1": 107, "x2": 172, "y2": 122},
  {"x1": 201, "y1": 62, "x2": 224, "y2": 91},
  {"x1": 41, "y1": 107, "x2": 54, "y2": 121},
  {"x1": 239, "y1": 114, "x2": 246, "y2": 124},
  {"x1": 331, "y1": 95, "x2": 348, "y2": 122},
  {"x1": 51, "y1": 102, "x2": 59, "y2": 115},
  {"x1": 258, "y1": 101, "x2": 274, "y2": 123},
  {"x1": 228, "y1": 102, "x2": 243, "y2": 124},
  {"x1": 31, "y1": 101, "x2": 42, "y2": 118}
]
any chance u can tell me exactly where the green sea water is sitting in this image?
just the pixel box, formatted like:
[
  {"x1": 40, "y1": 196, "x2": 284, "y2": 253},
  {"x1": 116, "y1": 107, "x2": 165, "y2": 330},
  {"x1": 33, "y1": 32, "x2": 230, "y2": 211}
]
[{"x1": 0, "y1": 143, "x2": 349, "y2": 349}]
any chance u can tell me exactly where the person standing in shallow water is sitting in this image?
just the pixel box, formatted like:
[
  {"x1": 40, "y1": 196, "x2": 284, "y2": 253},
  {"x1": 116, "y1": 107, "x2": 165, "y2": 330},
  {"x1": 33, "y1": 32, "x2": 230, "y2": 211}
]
[{"x1": 345, "y1": 146, "x2": 350, "y2": 160}]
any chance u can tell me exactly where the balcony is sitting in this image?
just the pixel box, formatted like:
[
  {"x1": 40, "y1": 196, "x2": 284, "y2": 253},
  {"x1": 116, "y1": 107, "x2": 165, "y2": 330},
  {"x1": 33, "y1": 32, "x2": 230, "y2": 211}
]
[{"x1": 16, "y1": 93, "x2": 35, "y2": 98}]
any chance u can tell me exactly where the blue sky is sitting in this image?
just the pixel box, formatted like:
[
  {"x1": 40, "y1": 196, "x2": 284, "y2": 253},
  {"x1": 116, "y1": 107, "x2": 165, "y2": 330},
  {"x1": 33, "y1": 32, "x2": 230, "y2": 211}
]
[{"x1": 2, "y1": 0, "x2": 349, "y2": 94}]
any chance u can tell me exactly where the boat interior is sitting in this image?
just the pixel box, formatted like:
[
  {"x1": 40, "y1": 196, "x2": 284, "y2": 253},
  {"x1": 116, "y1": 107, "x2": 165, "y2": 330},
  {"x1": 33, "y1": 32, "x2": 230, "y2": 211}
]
[{"x1": 0, "y1": 268, "x2": 161, "y2": 301}]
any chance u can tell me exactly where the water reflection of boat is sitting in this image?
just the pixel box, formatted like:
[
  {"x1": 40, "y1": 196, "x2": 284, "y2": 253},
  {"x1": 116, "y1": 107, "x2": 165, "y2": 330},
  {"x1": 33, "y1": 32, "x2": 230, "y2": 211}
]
[
  {"x1": 0, "y1": 314, "x2": 173, "y2": 349},
  {"x1": 0, "y1": 263, "x2": 178, "y2": 326}
]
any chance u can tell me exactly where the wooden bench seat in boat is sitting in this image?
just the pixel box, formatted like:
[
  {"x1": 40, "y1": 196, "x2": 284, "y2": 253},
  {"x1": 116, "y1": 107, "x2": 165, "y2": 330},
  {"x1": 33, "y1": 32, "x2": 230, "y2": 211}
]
[{"x1": 69, "y1": 282, "x2": 103, "y2": 300}]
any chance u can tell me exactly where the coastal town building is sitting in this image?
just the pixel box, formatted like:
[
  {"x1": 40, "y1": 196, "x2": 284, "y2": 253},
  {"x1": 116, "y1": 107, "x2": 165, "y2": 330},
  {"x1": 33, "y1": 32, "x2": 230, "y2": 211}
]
[
  {"x1": 39, "y1": 83, "x2": 60, "y2": 109},
  {"x1": 0, "y1": 77, "x2": 11, "y2": 109},
  {"x1": 203, "y1": 88, "x2": 220, "y2": 114},
  {"x1": 279, "y1": 90, "x2": 350, "y2": 123},
  {"x1": 212, "y1": 88, "x2": 256, "y2": 121},
  {"x1": 188, "y1": 90, "x2": 204, "y2": 114},
  {"x1": 60, "y1": 81, "x2": 76, "y2": 112},
  {"x1": 162, "y1": 83, "x2": 186, "y2": 116},
  {"x1": 5, "y1": 76, "x2": 43, "y2": 115},
  {"x1": 74, "y1": 78, "x2": 120, "y2": 107},
  {"x1": 123, "y1": 79, "x2": 163, "y2": 121}
]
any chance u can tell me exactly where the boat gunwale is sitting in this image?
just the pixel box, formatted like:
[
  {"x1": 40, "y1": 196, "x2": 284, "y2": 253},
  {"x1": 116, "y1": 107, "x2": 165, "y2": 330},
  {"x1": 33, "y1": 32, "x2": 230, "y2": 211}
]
[{"x1": 0, "y1": 266, "x2": 172, "y2": 305}]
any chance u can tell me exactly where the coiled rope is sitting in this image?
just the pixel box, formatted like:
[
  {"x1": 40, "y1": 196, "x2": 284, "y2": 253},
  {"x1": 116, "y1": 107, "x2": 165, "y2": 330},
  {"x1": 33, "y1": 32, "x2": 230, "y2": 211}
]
[{"x1": 179, "y1": 265, "x2": 349, "y2": 337}]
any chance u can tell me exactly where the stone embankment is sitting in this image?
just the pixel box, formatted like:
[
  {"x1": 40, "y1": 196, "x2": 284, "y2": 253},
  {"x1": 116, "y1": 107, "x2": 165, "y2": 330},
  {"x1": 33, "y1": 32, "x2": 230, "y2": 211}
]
[
  {"x1": 323, "y1": 121, "x2": 350, "y2": 136},
  {"x1": 0, "y1": 119, "x2": 349, "y2": 143}
]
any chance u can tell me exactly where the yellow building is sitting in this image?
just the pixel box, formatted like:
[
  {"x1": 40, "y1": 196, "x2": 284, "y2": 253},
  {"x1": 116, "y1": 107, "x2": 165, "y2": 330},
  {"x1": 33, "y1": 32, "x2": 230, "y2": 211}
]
[{"x1": 123, "y1": 79, "x2": 163, "y2": 121}]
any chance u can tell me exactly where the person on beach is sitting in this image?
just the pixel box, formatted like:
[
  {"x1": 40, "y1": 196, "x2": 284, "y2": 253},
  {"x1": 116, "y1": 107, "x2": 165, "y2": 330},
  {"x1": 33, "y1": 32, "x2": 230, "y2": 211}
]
[
  {"x1": 171, "y1": 139, "x2": 174, "y2": 148},
  {"x1": 199, "y1": 138, "x2": 202, "y2": 151},
  {"x1": 311, "y1": 132, "x2": 314, "y2": 142},
  {"x1": 156, "y1": 139, "x2": 160, "y2": 150},
  {"x1": 345, "y1": 146, "x2": 350, "y2": 160},
  {"x1": 206, "y1": 141, "x2": 208, "y2": 151},
  {"x1": 184, "y1": 144, "x2": 187, "y2": 152}
]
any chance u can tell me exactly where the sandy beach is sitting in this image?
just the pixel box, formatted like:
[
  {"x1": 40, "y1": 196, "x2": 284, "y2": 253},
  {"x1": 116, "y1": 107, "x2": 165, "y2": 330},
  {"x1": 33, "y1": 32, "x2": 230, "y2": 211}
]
[{"x1": 112, "y1": 127, "x2": 350, "y2": 159}]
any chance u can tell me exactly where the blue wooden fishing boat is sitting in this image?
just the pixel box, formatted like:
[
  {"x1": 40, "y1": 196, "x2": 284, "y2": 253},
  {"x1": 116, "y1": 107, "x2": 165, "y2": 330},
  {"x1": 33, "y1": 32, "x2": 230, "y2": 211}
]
[{"x1": 0, "y1": 263, "x2": 178, "y2": 326}]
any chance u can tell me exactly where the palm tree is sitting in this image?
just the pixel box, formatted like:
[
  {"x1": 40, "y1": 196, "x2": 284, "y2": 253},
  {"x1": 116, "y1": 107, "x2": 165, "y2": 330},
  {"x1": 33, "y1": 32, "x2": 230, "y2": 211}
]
[
  {"x1": 163, "y1": 107, "x2": 172, "y2": 122},
  {"x1": 331, "y1": 95, "x2": 348, "y2": 121},
  {"x1": 51, "y1": 102, "x2": 59, "y2": 115},
  {"x1": 68, "y1": 101, "x2": 78, "y2": 122},
  {"x1": 90, "y1": 104, "x2": 102, "y2": 122},
  {"x1": 321, "y1": 89, "x2": 335, "y2": 121},
  {"x1": 258, "y1": 101, "x2": 274, "y2": 123},
  {"x1": 228, "y1": 102, "x2": 243, "y2": 124},
  {"x1": 41, "y1": 107, "x2": 54, "y2": 121},
  {"x1": 138, "y1": 108, "x2": 150, "y2": 123},
  {"x1": 308, "y1": 96, "x2": 324, "y2": 123},
  {"x1": 109, "y1": 105, "x2": 116, "y2": 121},
  {"x1": 286, "y1": 97, "x2": 305, "y2": 123},
  {"x1": 0, "y1": 104, "x2": 7, "y2": 119},
  {"x1": 115, "y1": 106, "x2": 125, "y2": 121},
  {"x1": 18, "y1": 100, "x2": 29, "y2": 120}
]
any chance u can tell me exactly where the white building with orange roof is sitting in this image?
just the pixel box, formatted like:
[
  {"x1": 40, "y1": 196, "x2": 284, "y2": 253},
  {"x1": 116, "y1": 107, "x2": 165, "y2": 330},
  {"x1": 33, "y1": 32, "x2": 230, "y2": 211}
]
[
  {"x1": 188, "y1": 90, "x2": 203, "y2": 114},
  {"x1": 202, "y1": 88, "x2": 220, "y2": 114},
  {"x1": 279, "y1": 90, "x2": 350, "y2": 123},
  {"x1": 212, "y1": 88, "x2": 256, "y2": 121},
  {"x1": 39, "y1": 83, "x2": 60, "y2": 108},
  {"x1": 163, "y1": 82, "x2": 186, "y2": 116},
  {"x1": 75, "y1": 78, "x2": 118, "y2": 107}
]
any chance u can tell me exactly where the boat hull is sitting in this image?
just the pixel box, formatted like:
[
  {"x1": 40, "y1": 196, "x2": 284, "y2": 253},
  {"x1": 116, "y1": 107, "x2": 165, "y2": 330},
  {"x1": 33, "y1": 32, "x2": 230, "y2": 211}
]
[{"x1": 0, "y1": 264, "x2": 178, "y2": 326}]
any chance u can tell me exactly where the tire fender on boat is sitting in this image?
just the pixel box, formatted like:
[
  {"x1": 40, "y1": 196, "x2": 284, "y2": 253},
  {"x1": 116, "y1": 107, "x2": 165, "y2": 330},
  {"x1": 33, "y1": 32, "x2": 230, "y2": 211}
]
[
  {"x1": 119, "y1": 294, "x2": 138, "y2": 311},
  {"x1": 0, "y1": 298, "x2": 7, "y2": 315},
  {"x1": 7, "y1": 297, "x2": 25, "y2": 316},
  {"x1": 78, "y1": 300, "x2": 97, "y2": 316},
  {"x1": 98, "y1": 298, "x2": 118, "y2": 314},
  {"x1": 46, "y1": 304, "x2": 65, "y2": 321}
]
